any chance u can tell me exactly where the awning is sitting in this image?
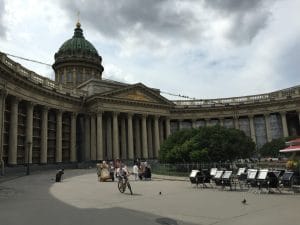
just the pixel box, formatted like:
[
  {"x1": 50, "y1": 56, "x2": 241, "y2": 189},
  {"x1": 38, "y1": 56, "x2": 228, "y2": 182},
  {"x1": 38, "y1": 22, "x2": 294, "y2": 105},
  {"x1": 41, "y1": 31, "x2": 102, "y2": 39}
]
[
  {"x1": 286, "y1": 138, "x2": 300, "y2": 145},
  {"x1": 279, "y1": 145, "x2": 300, "y2": 153}
]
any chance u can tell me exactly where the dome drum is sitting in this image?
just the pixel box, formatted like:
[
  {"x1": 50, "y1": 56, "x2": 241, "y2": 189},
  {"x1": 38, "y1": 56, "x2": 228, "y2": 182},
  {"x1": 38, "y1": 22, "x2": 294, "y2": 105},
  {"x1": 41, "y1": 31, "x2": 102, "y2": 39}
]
[{"x1": 52, "y1": 23, "x2": 104, "y2": 87}]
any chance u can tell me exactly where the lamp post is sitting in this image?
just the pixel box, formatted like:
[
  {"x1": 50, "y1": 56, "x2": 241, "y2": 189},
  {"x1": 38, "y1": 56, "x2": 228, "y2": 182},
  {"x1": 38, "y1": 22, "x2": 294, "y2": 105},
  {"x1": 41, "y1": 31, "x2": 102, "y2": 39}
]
[{"x1": 26, "y1": 141, "x2": 32, "y2": 175}]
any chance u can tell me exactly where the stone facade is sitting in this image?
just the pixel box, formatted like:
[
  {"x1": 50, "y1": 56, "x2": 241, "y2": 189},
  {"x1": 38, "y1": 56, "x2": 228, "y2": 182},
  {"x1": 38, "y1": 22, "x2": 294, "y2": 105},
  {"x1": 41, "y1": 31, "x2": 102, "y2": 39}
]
[{"x1": 0, "y1": 24, "x2": 300, "y2": 167}]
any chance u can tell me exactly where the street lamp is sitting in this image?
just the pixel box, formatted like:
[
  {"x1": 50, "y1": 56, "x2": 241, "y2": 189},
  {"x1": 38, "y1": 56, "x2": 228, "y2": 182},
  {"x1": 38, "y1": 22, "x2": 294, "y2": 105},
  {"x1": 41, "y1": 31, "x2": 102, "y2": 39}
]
[{"x1": 26, "y1": 141, "x2": 32, "y2": 175}]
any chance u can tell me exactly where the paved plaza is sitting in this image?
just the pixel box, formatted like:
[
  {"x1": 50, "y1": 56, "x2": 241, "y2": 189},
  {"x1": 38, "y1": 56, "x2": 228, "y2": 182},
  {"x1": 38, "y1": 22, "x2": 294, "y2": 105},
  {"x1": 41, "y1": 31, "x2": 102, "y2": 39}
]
[{"x1": 1, "y1": 169, "x2": 300, "y2": 225}]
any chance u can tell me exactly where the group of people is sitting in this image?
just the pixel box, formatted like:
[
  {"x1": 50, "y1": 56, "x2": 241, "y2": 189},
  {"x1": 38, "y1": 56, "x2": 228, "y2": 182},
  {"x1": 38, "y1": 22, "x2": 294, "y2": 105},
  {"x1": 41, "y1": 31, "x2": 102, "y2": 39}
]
[
  {"x1": 132, "y1": 160, "x2": 152, "y2": 181},
  {"x1": 96, "y1": 159, "x2": 130, "y2": 182},
  {"x1": 96, "y1": 159, "x2": 152, "y2": 182}
]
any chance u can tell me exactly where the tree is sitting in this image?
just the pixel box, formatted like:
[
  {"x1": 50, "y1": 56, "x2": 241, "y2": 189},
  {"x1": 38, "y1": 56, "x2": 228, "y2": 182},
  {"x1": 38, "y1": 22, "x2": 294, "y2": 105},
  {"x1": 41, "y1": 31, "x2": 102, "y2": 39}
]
[
  {"x1": 159, "y1": 126, "x2": 255, "y2": 163},
  {"x1": 259, "y1": 136, "x2": 299, "y2": 157}
]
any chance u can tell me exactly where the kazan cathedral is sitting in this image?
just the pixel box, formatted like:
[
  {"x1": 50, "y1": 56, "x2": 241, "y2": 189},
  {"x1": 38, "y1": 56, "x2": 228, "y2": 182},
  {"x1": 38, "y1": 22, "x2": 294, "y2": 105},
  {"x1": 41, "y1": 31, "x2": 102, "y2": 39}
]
[{"x1": 0, "y1": 22, "x2": 300, "y2": 168}]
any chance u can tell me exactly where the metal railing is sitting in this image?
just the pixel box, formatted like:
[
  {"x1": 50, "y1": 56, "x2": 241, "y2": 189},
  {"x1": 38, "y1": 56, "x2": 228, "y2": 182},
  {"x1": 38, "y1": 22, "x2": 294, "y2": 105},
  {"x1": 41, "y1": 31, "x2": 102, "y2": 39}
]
[{"x1": 172, "y1": 86, "x2": 300, "y2": 106}]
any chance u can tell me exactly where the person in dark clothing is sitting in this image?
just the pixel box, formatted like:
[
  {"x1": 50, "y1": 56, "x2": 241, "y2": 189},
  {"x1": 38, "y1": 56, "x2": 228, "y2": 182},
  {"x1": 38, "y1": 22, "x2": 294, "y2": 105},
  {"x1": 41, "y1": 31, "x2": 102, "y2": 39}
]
[
  {"x1": 55, "y1": 169, "x2": 64, "y2": 182},
  {"x1": 144, "y1": 166, "x2": 151, "y2": 180}
]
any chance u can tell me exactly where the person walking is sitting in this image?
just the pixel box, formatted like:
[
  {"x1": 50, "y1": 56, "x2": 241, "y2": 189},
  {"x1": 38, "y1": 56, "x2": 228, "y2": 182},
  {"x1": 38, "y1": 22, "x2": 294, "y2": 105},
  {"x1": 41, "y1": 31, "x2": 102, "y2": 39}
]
[{"x1": 133, "y1": 164, "x2": 139, "y2": 181}]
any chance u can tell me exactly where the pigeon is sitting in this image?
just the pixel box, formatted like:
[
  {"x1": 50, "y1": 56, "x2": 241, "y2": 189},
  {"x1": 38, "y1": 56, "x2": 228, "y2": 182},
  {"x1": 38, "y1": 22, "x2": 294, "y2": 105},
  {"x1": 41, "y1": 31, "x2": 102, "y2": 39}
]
[
  {"x1": 242, "y1": 198, "x2": 247, "y2": 204},
  {"x1": 159, "y1": 191, "x2": 162, "y2": 195}
]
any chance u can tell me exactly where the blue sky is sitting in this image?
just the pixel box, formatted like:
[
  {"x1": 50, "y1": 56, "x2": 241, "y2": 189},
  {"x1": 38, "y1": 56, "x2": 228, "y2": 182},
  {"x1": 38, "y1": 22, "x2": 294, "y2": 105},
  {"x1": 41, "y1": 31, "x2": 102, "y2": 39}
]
[{"x1": 0, "y1": 0, "x2": 299, "y2": 100}]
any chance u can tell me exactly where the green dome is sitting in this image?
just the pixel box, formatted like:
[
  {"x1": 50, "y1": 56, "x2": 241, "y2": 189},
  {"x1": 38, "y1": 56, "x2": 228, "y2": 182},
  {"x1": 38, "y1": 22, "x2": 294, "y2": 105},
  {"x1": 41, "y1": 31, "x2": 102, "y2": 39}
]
[{"x1": 55, "y1": 23, "x2": 100, "y2": 59}]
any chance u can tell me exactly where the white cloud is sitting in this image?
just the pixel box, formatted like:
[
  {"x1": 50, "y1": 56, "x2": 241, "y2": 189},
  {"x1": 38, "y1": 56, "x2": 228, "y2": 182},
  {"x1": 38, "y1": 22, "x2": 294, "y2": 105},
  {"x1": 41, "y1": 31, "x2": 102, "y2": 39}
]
[{"x1": 0, "y1": 0, "x2": 299, "y2": 100}]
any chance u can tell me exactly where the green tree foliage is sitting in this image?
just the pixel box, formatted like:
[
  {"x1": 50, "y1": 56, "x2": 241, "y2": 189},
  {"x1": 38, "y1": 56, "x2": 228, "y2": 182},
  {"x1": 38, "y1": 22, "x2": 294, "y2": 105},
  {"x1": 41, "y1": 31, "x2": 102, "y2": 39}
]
[
  {"x1": 259, "y1": 136, "x2": 299, "y2": 157},
  {"x1": 159, "y1": 126, "x2": 255, "y2": 163}
]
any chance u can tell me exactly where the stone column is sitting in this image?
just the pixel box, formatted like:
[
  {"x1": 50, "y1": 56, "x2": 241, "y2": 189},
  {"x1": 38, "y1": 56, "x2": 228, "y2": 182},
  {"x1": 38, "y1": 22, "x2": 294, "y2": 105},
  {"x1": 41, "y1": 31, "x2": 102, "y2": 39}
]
[
  {"x1": 96, "y1": 111, "x2": 103, "y2": 160},
  {"x1": 147, "y1": 117, "x2": 153, "y2": 158},
  {"x1": 264, "y1": 113, "x2": 272, "y2": 142},
  {"x1": 40, "y1": 106, "x2": 48, "y2": 163},
  {"x1": 0, "y1": 90, "x2": 7, "y2": 169},
  {"x1": 90, "y1": 114, "x2": 96, "y2": 160},
  {"x1": 249, "y1": 115, "x2": 256, "y2": 143},
  {"x1": 127, "y1": 113, "x2": 134, "y2": 159},
  {"x1": 25, "y1": 102, "x2": 34, "y2": 163},
  {"x1": 191, "y1": 119, "x2": 196, "y2": 129},
  {"x1": 8, "y1": 97, "x2": 19, "y2": 165},
  {"x1": 234, "y1": 117, "x2": 239, "y2": 129},
  {"x1": 84, "y1": 114, "x2": 91, "y2": 161},
  {"x1": 178, "y1": 120, "x2": 183, "y2": 130},
  {"x1": 106, "y1": 115, "x2": 112, "y2": 159},
  {"x1": 112, "y1": 112, "x2": 119, "y2": 159},
  {"x1": 120, "y1": 117, "x2": 127, "y2": 159},
  {"x1": 134, "y1": 116, "x2": 141, "y2": 158},
  {"x1": 165, "y1": 117, "x2": 171, "y2": 138},
  {"x1": 219, "y1": 118, "x2": 224, "y2": 126},
  {"x1": 141, "y1": 114, "x2": 148, "y2": 159},
  {"x1": 56, "y1": 110, "x2": 62, "y2": 163},
  {"x1": 70, "y1": 112, "x2": 77, "y2": 162},
  {"x1": 153, "y1": 115, "x2": 160, "y2": 158},
  {"x1": 280, "y1": 112, "x2": 289, "y2": 137},
  {"x1": 159, "y1": 119, "x2": 164, "y2": 143},
  {"x1": 205, "y1": 118, "x2": 210, "y2": 127}
]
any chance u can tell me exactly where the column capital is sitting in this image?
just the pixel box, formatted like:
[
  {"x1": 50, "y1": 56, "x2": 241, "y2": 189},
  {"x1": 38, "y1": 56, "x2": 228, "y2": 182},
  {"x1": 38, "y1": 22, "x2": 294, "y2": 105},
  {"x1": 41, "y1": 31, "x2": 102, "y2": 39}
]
[
  {"x1": 71, "y1": 112, "x2": 78, "y2": 117},
  {"x1": 248, "y1": 114, "x2": 255, "y2": 119},
  {"x1": 42, "y1": 105, "x2": 49, "y2": 112},
  {"x1": 154, "y1": 114, "x2": 160, "y2": 119},
  {"x1": 96, "y1": 109, "x2": 103, "y2": 115},
  {"x1": 0, "y1": 89, "x2": 8, "y2": 98},
  {"x1": 11, "y1": 95, "x2": 21, "y2": 103},
  {"x1": 56, "y1": 109, "x2": 63, "y2": 115},
  {"x1": 112, "y1": 111, "x2": 119, "y2": 117},
  {"x1": 26, "y1": 101, "x2": 36, "y2": 108},
  {"x1": 127, "y1": 112, "x2": 134, "y2": 117},
  {"x1": 280, "y1": 111, "x2": 287, "y2": 116}
]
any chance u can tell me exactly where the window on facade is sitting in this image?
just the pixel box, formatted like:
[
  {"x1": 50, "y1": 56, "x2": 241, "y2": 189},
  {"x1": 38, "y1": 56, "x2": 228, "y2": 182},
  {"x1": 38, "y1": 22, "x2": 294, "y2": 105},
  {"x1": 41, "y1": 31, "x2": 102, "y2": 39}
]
[
  {"x1": 67, "y1": 69, "x2": 72, "y2": 82},
  {"x1": 77, "y1": 68, "x2": 83, "y2": 82},
  {"x1": 61, "y1": 74, "x2": 65, "y2": 83}
]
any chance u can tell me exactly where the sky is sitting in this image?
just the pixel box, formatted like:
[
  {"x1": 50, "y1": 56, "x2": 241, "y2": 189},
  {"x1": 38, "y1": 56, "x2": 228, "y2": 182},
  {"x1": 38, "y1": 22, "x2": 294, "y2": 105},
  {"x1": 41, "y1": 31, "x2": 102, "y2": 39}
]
[{"x1": 0, "y1": 0, "x2": 299, "y2": 100}]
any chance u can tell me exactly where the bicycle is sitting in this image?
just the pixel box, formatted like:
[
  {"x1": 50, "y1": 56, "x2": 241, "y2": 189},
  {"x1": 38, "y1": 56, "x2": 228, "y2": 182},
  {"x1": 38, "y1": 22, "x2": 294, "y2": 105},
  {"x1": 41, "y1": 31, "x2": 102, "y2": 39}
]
[{"x1": 117, "y1": 174, "x2": 133, "y2": 195}]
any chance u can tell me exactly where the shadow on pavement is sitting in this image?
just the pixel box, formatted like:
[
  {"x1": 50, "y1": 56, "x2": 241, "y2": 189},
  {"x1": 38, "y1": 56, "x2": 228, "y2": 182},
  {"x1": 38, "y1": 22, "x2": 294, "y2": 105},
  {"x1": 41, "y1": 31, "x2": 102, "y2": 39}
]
[{"x1": 0, "y1": 169, "x2": 197, "y2": 225}]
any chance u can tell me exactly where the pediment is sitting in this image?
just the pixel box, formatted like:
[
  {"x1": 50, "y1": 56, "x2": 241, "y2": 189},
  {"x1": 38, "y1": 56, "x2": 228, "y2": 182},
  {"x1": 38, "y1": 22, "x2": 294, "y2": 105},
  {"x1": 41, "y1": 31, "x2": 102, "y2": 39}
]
[{"x1": 99, "y1": 83, "x2": 174, "y2": 106}]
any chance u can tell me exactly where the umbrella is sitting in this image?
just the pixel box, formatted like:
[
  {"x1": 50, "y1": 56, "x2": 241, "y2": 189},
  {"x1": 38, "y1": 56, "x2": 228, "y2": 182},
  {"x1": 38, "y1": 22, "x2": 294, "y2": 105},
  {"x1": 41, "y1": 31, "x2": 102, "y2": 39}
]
[{"x1": 279, "y1": 145, "x2": 300, "y2": 153}]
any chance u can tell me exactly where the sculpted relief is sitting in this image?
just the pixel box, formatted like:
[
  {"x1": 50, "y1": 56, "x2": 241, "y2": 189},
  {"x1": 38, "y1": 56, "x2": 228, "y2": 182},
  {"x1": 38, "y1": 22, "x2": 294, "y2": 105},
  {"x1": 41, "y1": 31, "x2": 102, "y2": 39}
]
[{"x1": 117, "y1": 90, "x2": 155, "y2": 102}]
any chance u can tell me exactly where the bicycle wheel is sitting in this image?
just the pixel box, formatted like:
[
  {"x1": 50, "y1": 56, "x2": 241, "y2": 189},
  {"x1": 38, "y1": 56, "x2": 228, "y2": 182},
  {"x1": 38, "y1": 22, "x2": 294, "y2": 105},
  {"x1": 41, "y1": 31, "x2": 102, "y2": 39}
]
[
  {"x1": 118, "y1": 180, "x2": 126, "y2": 193},
  {"x1": 127, "y1": 182, "x2": 133, "y2": 195}
]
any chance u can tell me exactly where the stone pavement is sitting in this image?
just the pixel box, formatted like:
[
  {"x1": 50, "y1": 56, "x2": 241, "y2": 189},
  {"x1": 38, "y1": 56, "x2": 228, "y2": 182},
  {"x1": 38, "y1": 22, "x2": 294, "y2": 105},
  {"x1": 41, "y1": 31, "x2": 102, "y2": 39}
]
[{"x1": 1, "y1": 168, "x2": 300, "y2": 225}]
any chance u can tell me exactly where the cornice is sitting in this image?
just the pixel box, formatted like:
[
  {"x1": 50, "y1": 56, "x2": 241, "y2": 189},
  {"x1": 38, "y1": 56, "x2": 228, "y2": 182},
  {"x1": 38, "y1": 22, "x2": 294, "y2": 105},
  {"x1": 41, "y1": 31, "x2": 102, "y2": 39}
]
[
  {"x1": 86, "y1": 96, "x2": 173, "y2": 110},
  {"x1": 0, "y1": 64, "x2": 83, "y2": 104}
]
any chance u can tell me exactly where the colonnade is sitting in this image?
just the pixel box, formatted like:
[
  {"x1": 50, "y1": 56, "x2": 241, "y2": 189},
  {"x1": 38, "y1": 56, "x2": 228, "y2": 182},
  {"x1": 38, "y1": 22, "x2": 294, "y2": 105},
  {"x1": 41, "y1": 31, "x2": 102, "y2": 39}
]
[
  {"x1": 172, "y1": 112, "x2": 300, "y2": 147},
  {"x1": 4, "y1": 98, "x2": 78, "y2": 165},
  {"x1": 1, "y1": 91, "x2": 299, "y2": 165},
  {"x1": 0, "y1": 93, "x2": 172, "y2": 165},
  {"x1": 84, "y1": 112, "x2": 171, "y2": 161}
]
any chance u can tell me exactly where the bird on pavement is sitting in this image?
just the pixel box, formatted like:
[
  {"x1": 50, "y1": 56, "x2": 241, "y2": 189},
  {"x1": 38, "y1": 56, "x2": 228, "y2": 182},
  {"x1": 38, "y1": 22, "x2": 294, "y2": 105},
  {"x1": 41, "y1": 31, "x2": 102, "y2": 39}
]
[{"x1": 242, "y1": 198, "x2": 247, "y2": 204}]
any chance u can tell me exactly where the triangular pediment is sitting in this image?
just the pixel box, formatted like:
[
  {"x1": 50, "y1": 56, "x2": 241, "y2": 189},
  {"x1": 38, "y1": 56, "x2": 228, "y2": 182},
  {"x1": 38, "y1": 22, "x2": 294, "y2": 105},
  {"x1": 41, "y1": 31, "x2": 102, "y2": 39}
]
[{"x1": 99, "y1": 83, "x2": 174, "y2": 106}]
